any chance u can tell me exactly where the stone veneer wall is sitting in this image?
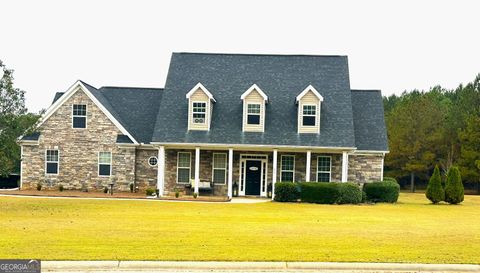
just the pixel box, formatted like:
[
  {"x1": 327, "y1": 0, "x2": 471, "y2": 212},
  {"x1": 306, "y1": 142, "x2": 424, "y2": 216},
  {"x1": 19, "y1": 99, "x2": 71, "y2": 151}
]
[
  {"x1": 348, "y1": 154, "x2": 383, "y2": 182},
  {"x1": 135, "y1": 149, "x2": 158, "y2": 190},
  {"x1": 21, "y1": 88, "x2": 135, "y2": 191},
  {"x1": 164, "y1": 149, "x2": 230, "y2": 196}
]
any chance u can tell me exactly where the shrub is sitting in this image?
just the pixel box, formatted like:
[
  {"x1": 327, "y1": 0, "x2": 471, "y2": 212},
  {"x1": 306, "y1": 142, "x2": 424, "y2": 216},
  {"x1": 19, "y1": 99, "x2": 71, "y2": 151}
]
[
  {"x1": 299, "y1": 182, "x2": 338, "y2": 204},
  {"x1": 361, "y1": 190, "x2": 367, "y2": 203},
  {"x1": 444, "y1": 167, "x2": 464, "y2": 204},
  {"x1": 129, "y1": 183, "x2": 134, "y2": 193},
  {"x1": 145, "y1": 188, "x2": 155, "y2": 196},
  {"x1": 274, "y1": 182, "x2": 300, "y2": 202},
  {"x1": 383, "y1": 177, "x2": 397, "y2": 183},
  {"x1": 175, "y1": 189, "x2": 180, "y2": 198},
  {"x1": 193, "y1": 192, "x2": 198, "y2": 199},
  {"x1": 36, "y1": 183, "x2": 42, "y2": 191},
  {"x1": 363, "y1": 181, "x2": 399, "y2": 203},
  {"x1": 103, "y1": 187, "x2": 109, "y2": 194},
  {"x1": 58, "y1": 184, "x2": 64, "y2": 192},
  {"x1": 337, "y1": 182, "x2": 362, "y2": 204},
  {"x1": 426, "y1": 165, "x2": 444, "y2": 204}
]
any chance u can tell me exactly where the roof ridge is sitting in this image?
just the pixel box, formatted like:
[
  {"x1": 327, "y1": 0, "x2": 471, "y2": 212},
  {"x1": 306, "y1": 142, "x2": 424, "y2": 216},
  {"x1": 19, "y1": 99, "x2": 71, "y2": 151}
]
[
  {"x1": 100, "y1": 86, "x2": 164, "y2": 90},
  {"x1": 174, "y1": 52, "x2": 347, "y2": 58},
  {"x1": 351, "y1": 89, "x2": 381, "y2": 92}
]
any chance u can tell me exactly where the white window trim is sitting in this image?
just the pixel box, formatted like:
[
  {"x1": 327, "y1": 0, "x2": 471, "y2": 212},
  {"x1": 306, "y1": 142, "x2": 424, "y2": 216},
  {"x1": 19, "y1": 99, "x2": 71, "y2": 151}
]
[
  {"x1": 98, "y1": 151, "x2": 112, "y2": 177},
  {"x1": 72, "y1": 104, "x2": 87, "y2": 129},
  {"x1": 280, "y1": 155, "x2": 295, "y2": 182},
  {"x1": 176, "y1": 152, "x2": 191, "y2": 184},
  {"x1": 186, "y1": 82, "x2": 216, "y2": 102},
  {"x1": 45, "y1": 149, "x2": 59, "y2": 175},
  {"x1": 148, "y1": 156, "x2": 158, "y2": 167},
  {"x1": 316, "y1": 155, "x2": 332, "y2": 182},
  {"x1": 246, "y1": 103, "x2": 261, "y2": 125},
  {"x1": 191, "y1": 101, "x2": 207, "y2": 125},
  {"x1": 301, "y1": 104, "x2": 317, "y2": 127},
  {"x1": 212, "y1": 153, "x2": 227, "y2": 184}
]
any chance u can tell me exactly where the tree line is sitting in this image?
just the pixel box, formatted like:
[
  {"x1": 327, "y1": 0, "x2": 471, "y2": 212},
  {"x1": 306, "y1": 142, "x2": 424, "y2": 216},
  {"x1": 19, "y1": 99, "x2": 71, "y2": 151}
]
[{"x1": 384, "y1": 75, "x2": 480, "y2": 193}]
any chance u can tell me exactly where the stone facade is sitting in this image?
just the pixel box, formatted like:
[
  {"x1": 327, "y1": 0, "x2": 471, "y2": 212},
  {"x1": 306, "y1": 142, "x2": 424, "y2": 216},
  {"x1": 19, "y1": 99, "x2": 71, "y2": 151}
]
[
  {"x1": 348, "y1": 154, "x2": 383, "y2": 182},
  {"x1": 21, "y1": 88, "x2": 135, "y2": 191},
  {"x1": 135, "y1": 149, "x2": 158, "y2": 190}
]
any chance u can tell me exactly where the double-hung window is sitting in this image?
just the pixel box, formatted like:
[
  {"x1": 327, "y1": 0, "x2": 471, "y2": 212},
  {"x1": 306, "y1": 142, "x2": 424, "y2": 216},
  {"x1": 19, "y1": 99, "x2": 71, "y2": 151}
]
[
  {"x1": 192, "y1": 102, "x2": 206, "y2": 124},
  {"x1": 247, "y1": 103, "x2": 261, "y2": 125},
  {"x1": 212, "y1": 153, "x2": 227, "y2": 184},
  {"x1": 177, "y1": 152, "x2": 191, "y2": 183},
  {"x1": 317, "y1": 156, "x2": 331, "y2": 182},
  {"x1": 302, "y1": 105, "x2": 316, "y2": 126},
  {"x1": 98, "y1": 152, "x2": 112, "y2": 176},
  {"x1": 72, "y1": 104, "x2": 87, "y2": 128},
  {"x1": 280, "y1": 155, "x2": 295, "y2": 182},
  {"x1": 45, "y1": 150, "x2": 59, "y2": 174}
]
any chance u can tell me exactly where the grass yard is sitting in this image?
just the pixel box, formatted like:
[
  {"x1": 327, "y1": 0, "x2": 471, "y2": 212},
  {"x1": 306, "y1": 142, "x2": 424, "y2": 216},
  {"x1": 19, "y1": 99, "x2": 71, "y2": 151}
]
[{"x1": 0, "y1": 193, "x2": 479, "y2": 263}]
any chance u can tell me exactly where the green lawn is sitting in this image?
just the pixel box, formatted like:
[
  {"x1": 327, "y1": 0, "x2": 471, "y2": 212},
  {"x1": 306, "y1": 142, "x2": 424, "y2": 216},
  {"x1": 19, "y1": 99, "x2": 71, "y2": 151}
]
[{"x1": 1, "y1": 193, "x2": 479, "y2": 263}]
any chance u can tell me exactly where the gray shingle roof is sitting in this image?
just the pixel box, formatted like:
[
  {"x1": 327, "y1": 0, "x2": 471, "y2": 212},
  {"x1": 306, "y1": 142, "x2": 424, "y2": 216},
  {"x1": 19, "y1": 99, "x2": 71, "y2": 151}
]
[
  {"x1": 351, "y1": 90, "x2": 388, "y2": 151},
  {"x1": 20, "y1": 132, "x2": 40, "y2": 141},
  {"x1": 52, "y1": 92, "x2": 64, "y2": 104},
  {"x1": 79, "y1": 81, "x2": 163, "y2": 143},
  {"x1": 152, "y1": 53, "x2": 357, "y2": 148},
  {"x1": 116, "y1": 134, "x2": 134, "y2": 144},
  {"x1": 46, "y1": 53, "x2": 388, "y2": 151}
]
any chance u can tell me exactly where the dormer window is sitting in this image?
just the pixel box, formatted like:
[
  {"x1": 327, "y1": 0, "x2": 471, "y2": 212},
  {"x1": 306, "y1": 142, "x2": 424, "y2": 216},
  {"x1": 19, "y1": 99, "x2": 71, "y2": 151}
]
[
  {"x1": 186, "y1": 83, "x2": 216, "y2": 131},
  {"x1": 296, "y1": 85, "x2": 323, "y2": 134},
  {"x1": 247, "y1": 103, "x2": 261, "y2": 125},
  {"x1": 302, "y1": 105, "x2": 316, "y2": 126},
  {"x1": 241, "y1": 84, "x2": 268, "y2": 132},
  {"x1": 192, "y1": 102, "x2": 206, "y2": 124}
]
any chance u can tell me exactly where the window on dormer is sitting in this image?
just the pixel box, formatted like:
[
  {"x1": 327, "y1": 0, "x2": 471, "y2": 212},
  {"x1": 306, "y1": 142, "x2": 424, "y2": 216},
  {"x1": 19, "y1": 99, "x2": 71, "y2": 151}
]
[
  {"x1": 72, "y1": 104, "x2": 87, "y2": 128},
  {"x1": 192, "y1": 102, "x2": 206, "y2": 124},
  {"x1": 302, "y1": 105, "x2": 316, "y2": 126},
  {"x1": 247, "y1": 103, "x2": 261, "y2": 125}
]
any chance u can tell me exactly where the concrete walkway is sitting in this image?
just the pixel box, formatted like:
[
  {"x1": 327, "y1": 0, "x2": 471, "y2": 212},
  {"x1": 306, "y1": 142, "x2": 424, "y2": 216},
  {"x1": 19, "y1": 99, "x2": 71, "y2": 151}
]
[{"x1": 41, "y1": 261, "x2": 480, "y2": 272}]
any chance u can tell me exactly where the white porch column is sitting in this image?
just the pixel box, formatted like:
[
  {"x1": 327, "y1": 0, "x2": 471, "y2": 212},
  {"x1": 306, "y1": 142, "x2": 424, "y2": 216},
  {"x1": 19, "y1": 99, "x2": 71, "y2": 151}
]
[
  {"x1": 341, "y1": 151, "x2": 349, "y2": 182},
  {"x1": 306, "y1": 150, "x2": 311, "y2": 182},
  {"x1": 272, "y1": 149, "x2": 278, "y2": 200},
  {"x1": 227, "y1": 148, "x2": 233, "y2": 199},
  {"x1": 157, "y1": 146, "x2": 165, "y2": 196},
  {"x1": 20, "y1": 145, "x2": 23, "y2": 189},
  {"x1": 380, "y1": 154, "x2": 385, "y2": 181},
  {"x1": 194, "y1": 147, "x2": 200, "y2": 194}
]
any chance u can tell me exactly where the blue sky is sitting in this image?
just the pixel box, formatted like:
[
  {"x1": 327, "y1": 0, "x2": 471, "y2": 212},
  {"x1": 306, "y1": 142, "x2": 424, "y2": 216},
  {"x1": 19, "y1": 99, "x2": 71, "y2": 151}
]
[{"x1": 1, "y1": 0, "x2": 479, "y2": 113}]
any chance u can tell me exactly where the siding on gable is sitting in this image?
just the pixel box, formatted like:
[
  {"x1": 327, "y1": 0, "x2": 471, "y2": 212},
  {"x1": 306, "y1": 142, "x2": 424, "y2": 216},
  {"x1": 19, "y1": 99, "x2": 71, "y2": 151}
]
[
  {"x1": 298, "y1": 90, "x2": 320, "y2": 134},
  {"x1": 243, "y1": 89, "x2": 265, "y2": 132},
  {"x1": 188, "y1": 88, "x2": 210, "y2": 131}
]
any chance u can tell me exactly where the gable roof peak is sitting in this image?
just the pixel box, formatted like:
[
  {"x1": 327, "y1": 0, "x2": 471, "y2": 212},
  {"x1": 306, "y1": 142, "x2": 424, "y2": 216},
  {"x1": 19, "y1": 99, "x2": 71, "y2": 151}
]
[
  {"x1": 185, "y1": 82, "x2": 216, "y2": 102},
  {"x1": 240, "y1": 84, "x2": 268, "y2": 102},
  {"x1": 296, "y1": 85, "x2": 324, "y2": 102}
]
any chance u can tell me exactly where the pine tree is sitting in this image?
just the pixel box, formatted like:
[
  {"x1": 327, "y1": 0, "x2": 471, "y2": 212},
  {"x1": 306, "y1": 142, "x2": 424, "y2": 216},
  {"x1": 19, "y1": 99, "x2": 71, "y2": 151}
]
[
  {"x1": 425, "y1": 165, "x2": 444, "y2": 204},
  {"x1": 444, "y1": 167, "x2": 464, "y2": 204}
]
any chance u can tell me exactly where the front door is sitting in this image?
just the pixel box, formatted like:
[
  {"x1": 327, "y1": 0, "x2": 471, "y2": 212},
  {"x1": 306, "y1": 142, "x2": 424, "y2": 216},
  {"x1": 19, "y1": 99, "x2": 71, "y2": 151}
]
[{"x1": 245, "y1": 160, "x2": 262, "y2": 195}]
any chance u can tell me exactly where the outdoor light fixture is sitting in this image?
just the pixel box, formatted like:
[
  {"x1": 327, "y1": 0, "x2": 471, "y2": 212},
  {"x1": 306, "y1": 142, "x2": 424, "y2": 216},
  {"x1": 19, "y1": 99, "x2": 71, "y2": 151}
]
[
  {"x1": 233, "y1": 182, "x2": 239, "y2": 197},
  {"x1": 267, "y1": 183, "x2": 273, "y2": 198},
  {"x1": 108, "y1": 182, "x2": 114, "y2": 195}
]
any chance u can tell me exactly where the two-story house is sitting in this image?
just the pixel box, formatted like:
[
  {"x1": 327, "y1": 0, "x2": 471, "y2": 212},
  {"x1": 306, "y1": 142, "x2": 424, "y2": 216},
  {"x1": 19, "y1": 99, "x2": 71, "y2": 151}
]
[{"x1": 18, "y1": 53, "x2": 388, "y2": 199}]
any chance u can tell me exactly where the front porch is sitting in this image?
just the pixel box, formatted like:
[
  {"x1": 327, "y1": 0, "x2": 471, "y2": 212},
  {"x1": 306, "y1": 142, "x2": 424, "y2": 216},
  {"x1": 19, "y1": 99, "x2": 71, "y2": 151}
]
[{"x1": 155, "y1": 146, "x2": 381, "y2": 199}]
